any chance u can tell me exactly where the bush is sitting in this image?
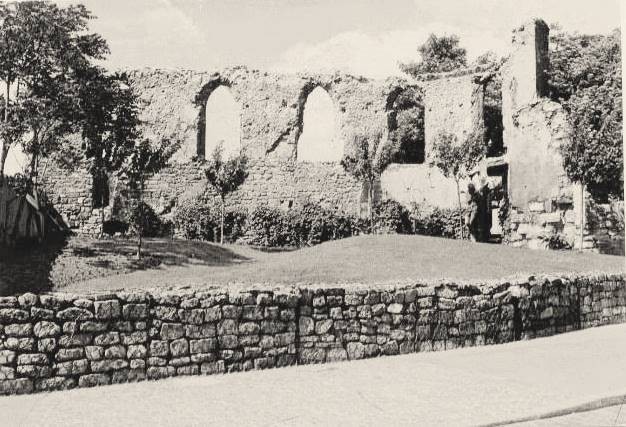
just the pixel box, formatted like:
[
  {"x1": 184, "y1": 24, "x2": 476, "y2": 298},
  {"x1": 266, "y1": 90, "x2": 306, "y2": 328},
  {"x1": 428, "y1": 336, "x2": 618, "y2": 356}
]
[
  {"x1": 372, "y1": 199, "x2": 412, "y2": 234},
  {"x1": 173, "y1": 199, "x2": 217, "y2": 241},
  {"x1": 222, "y1": 209, "x2": 247, "y2": 243},
  {"x1": 244, "y1": 206, "x2": 293, "y2": 247},
  {"x1": 243, "y1": 202, "x2": 359, "y2": 248},
  {"x1": 545, "y1": 234, "x2": 572, "y2": 250},
  {"x1": 410, "y1": 204, "x2": 466, "y2": 239},
  {"x1": 289, "y1": 202, "x2": 357, "y2": 246},
  {"x1": 128, "y1": 202, "x2": 169, "y2": 238},
  {"x1": 102, "y1": 220, "x2": 129, "y2": 236},
  {"x1": 173, "y1": 198, "x2": 248, "y2": 243}
]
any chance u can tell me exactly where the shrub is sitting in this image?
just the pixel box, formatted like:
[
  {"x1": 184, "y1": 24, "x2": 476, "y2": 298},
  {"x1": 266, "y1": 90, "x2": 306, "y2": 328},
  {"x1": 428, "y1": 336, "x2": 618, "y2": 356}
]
[
  {"x1": 545, "y1": 234, "x2": 572, "y2": 250},
  {"x1": 102, "y1": 220, "x2": 129, "y2": 236},
  {"x1": 127, "y1": 202, "x2": 168, "y2": 238},
  {"x1": 372, "y1": 199, "x2": 412, "y2": 234},
  {"x1": 174, "y1": 197, "x2": 248, "y2": 244},
  {"x1": 222, "y1": 209, "x2": 247, "y2": 243},
  {"x1": 173, "y1": 199, "x2": 217, "y2": 241},
  {"x1": 243, "y1": 202, "x2": 359, "y2": 248},
  {"x1": 288, "y1": 202, "x2": 357, "y2": 246},
  {"x1": 244, "y1": 206, "x2": 293, "y2": 247},
  {"x1": 411, "y1": 204, "x2": 466, "y2": 239}
]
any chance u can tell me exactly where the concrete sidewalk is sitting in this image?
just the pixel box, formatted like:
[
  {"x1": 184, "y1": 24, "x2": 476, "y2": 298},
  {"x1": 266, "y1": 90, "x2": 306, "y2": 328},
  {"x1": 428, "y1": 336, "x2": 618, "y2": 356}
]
[{"x1": 2, "y1": 324, "x2": 626, "y2": 426}]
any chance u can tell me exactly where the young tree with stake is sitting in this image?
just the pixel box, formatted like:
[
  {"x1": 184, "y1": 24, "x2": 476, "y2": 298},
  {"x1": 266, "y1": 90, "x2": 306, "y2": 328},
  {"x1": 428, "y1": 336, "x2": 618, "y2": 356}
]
[
  {"x1": 429, "y1": 131, "x2": 486, "y2": 239},
  {"x1": 123, "y1": 139, "x2": 175, "y2": 259},
  {"x1": 204, "y1": 142, "x2": 248, "y2": 244},
  {"x1": 341, "y1": 132, "x2": 396, "y2": 231}
]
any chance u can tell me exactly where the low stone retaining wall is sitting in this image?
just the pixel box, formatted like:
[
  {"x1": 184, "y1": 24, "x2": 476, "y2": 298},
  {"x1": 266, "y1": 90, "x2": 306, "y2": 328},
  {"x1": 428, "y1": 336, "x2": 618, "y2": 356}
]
[{"x1": 0, "y1": 273, "x2": 624, "y2": 395}]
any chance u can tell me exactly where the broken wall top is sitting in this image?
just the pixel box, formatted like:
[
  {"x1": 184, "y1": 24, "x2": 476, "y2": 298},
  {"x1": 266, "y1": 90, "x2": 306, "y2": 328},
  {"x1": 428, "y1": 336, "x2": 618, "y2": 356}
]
[{"x1": 127, "y1": 66, "x2": 422, "y2": 164}]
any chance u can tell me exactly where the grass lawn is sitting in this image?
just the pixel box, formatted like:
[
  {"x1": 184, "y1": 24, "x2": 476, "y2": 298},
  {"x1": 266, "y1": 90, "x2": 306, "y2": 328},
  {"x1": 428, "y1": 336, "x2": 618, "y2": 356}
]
[{"x1": 2, "y1": 234, "x2": 621, "y2": 295}]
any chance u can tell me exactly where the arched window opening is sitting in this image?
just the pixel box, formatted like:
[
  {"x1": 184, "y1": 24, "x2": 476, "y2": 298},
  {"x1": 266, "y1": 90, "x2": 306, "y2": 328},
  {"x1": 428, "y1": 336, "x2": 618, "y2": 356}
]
[
  {"x1": 204, "y1": 85, "x2": 241, "y2": 159},
  {"x1": 387, "y1": 87, "x2": 425, "y2": 164},
  {"x1": 297, "y1": 86, "x2": 341, "y2": 162}
]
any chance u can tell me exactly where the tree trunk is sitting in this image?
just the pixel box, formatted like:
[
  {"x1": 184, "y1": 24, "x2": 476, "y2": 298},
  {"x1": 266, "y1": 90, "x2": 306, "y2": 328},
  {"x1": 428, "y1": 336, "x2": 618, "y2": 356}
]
[
  {"x1": 220, "y1": 194, "x2": 225, "y2": 245},
  {"x1": 136, "y1": 179, "x2": 144, "y2": 260},
  {"x1": 455, "y1": 179, "x2": 464, "y2": 239},
  {"x1": 31, "y1": 152, "x2": 39, "y2": 195},
  {"x1": 368, "y1": 178, "x2": 374, "y2": 233},
  {"x1": 0, "y1": 146, "x2": 8, "y2": 182},
  {"x1": 100, "y1": 206, "x2": 105, "y2": 239},
  {"x1": 0, "y1": 80, "x2": 10, "y2": 179},
  {"x1": 579, "y1": 183, "x2": 585, "y2": 252}
]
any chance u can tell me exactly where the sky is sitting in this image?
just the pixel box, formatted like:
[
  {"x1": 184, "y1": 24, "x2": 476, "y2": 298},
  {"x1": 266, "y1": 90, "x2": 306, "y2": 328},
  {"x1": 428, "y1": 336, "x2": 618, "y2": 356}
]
[
  {"x1": 55, "y1": 0, "x2": 621, "y2": 78},
  {"x1": 4, "y1": 0, "x2": 623, "y2": 174}
]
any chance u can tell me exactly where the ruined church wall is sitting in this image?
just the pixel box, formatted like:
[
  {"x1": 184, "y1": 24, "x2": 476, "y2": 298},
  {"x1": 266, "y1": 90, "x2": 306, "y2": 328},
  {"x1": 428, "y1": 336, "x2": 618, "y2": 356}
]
[
  {"x1": 380, "y1": 165, "x2": 461, "y2": 210},
  {"x1": 506, "y1": 99, "x2": 571, "y2": 211},
  {"x1": 133, "y1": 67, "x2": 405, "y2": 214},
  {"x1": 421, "y1": 75, "x2": 484, "y2": 155},
  {"x1": 43, "y1": 67, "x2": 450, "y2": 231},
  {"x1": 500, "y1": 20, "x2": 582, "y2": 250},
  {"x1": 380, "y1": 74, "x2": 484, "y2": 210}
]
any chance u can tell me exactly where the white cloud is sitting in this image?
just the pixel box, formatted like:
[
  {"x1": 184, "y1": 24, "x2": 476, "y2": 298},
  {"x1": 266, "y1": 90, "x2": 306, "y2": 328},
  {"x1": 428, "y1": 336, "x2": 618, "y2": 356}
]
[
  {"x1": 272, "y1": 30, "x2": 425, "y2": 78},
  {"x1": 271, "y1": 25, "x2": 509, "y2": 78}
]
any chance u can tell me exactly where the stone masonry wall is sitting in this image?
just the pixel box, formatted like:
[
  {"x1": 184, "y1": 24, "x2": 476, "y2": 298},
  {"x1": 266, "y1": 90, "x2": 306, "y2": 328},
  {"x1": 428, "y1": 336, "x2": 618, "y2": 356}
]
[
  {"x1": 0, "y1": 273, "x2": 624, "y2": 395},
  {"x1": 422, "y1": 74, "x2": 484, "y2": 156},
  {"x1": 40, "y1": 65, "x2": 485, "y2": 233},
  {"x1": 497, "y1": 18, "x2": 622, "y2": 252},
  {"x1": 375, "y1": 74, "x2": 485, "y2": 210}
]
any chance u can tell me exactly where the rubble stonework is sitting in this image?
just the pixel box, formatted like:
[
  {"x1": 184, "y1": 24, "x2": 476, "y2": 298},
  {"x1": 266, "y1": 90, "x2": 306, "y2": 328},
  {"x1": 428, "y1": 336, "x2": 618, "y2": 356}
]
[
  {"x1": 498, "y1": 19, "x2": 623, "y2": 251},
  {"x1": 37, "y1": 18, "x2": 622, "y2": 252},
  {"x1": 40, "y1": 66, "x2": 483, "y2": 232},
  {"x1": 0, "y1": 273, "x2": 623, "y2": 395},
  {"x1": 422, "y1": 74, "x2": 484, "y2": 154}
]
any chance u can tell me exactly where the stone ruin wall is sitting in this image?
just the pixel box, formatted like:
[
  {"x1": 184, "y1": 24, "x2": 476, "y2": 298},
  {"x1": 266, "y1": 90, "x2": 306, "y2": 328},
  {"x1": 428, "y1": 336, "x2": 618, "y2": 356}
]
[
  {"x1": 42, "y1": 66, "x2": 483, "y2": 233},
  {"x1": 500, "y1": 19, "x2": 623, "y2": 251},
  {"x1": 381, "y1": 73, "x2": 484, "y2": 209},
  {"x1": 0, "y1": 272, "x2": 624, "y2": 395}
]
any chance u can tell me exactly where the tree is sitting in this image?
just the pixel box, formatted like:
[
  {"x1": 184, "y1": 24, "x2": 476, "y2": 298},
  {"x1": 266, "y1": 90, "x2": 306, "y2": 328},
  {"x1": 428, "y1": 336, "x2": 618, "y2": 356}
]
[
  {"x1": 0, "y1": 2, "x2": 108, "y2": 179},
  {"x1": 78, "y1": 69, "x2": 141, "y2": 236},
  {"x1": 400, "y1": 34, "x2": 467, "y2": 77},
  {"x1": 341, "y1": 132, "x2": 395, "y2": 229},
  {"x1": 429, "y1": 131, "x2": 486, "y2": 238},
  {"x1": 549, "y1": 27, "x2": 622, "y2": 198},
  {"x1": 548, "y1": 26, "x2": 622, "y2": 249},
  {"x1": 548, "y1": 25, "x2": 620, "y2": 104},
  {"x1": 204, "y1": 142, "x2": 248, "y2": 244},
  {"x1": 122, "y1": 139, "x2": 176, "y2": 259},
  {"x1": 387, "y1": 87, "x2": 425, "y2": 163}
]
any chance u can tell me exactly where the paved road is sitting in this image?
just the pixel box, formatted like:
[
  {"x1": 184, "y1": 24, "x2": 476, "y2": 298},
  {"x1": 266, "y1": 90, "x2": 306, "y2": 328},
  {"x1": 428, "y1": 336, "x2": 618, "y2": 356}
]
[
  {"x1": 514, "y1": 403, "x2": 626, "y2": 426},
  {"x1": 2, "y1": 324, "x2": 626, "y2": 426}
]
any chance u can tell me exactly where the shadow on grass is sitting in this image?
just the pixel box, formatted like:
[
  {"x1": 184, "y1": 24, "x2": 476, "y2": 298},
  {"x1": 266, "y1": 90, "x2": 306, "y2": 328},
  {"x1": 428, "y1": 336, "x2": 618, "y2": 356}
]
[
  {"x1": 0, "y1": 236, "x2": 252, "y2": 296},
  {"x1": 86, "y1": 238, "x2": 252, "y2": 267},
  {"x1": 0, "y1": 232, "x2": 70, "y2": 296}
]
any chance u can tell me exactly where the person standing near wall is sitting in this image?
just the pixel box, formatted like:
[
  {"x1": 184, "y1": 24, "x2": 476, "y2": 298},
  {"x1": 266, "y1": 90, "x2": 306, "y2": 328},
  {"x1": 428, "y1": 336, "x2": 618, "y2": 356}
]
[
  {"x1": 466, "y1": 183, "x2": 481, "y2": 242},
  {"x1": 478, "y1": 179, "x2": 492, "y2": 242}
]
